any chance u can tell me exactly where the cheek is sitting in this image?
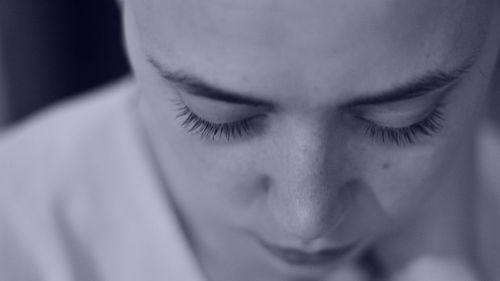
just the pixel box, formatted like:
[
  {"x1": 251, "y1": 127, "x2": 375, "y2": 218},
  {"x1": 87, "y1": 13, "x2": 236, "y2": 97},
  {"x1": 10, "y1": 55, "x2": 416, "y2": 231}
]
[
  {"x1": 369, "y1": 154, "x2": 444, "y2": 220},
  {"x1": 145, "y1": 99, "x2": 263, "y2": 222},
  {"x1": 360, "y1": 133, "x2": 464, "y2": 225},
  {"x1": 163, "y1": 144, "x2": 266, "y2": 230},
  {"x1": 362, "y1": 66, "x2": 488, "y2": 222}
]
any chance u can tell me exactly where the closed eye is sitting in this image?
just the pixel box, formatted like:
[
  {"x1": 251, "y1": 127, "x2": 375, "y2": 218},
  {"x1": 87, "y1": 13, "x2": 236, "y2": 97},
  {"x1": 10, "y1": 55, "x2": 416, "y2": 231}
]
[
  {"x1": 360, "y1": 102, "x2": 446, "y2": 146},
  {"x1": 174, "y1": 100, "x2": 259, "y2": 141}
]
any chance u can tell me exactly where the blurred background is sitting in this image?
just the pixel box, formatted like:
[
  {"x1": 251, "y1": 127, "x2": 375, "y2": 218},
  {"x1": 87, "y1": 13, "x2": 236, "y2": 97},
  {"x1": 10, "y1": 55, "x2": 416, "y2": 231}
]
[
  {"x1": 0, "y1": 1, "x2": 498, "y2": 130},
  {"x1": 0, "y1": 0, "x2": 129, "y2": 129}
]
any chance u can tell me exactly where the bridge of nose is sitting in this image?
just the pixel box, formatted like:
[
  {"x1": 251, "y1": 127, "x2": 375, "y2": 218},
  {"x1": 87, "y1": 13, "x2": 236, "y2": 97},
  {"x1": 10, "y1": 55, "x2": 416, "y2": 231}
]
[{"x1": 262, "y1": 124, "x2": 354, "y2": 241}]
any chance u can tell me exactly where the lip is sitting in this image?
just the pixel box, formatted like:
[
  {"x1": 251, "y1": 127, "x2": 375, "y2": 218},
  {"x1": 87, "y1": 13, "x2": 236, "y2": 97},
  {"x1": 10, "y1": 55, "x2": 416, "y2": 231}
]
[{"x1": 259, "y1": 238, "x2": 358, "y2": 266}]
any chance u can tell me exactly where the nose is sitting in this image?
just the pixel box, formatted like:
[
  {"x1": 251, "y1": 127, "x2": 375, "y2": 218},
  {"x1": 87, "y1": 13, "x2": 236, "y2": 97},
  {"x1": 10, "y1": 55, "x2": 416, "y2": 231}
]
[{"x1": 265, "y1": 122, "x2": 351, "y2": 242}]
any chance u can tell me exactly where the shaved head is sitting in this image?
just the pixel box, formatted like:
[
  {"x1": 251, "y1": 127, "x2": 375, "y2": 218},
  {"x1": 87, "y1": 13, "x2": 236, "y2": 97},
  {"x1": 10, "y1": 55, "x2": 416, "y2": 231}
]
[
  {"x1": 126, "y1": 0, "x2": 494, "y2": 105},
  {"x1": 120, "y1": 1, "x2": 500, "y2": 280}
]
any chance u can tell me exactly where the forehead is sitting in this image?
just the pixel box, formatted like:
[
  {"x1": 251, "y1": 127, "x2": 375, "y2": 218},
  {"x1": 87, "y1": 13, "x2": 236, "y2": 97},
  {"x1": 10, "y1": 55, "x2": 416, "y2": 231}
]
[{"x1": 131, "y1": 0, "x2": 489, "y2": 102}]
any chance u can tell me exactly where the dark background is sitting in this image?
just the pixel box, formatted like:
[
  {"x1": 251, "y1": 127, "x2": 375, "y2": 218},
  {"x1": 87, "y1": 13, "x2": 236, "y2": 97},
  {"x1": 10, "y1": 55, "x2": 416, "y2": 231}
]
[{"x1": 0, "y1": 0, "x2": 129, "y2": 126}]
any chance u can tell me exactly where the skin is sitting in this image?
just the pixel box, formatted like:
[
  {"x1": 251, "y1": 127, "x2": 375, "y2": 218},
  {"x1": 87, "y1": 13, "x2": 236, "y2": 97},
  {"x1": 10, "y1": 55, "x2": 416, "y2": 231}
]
[{"x1": 120, "y1": 0, "x2": 500, "y2": 280}]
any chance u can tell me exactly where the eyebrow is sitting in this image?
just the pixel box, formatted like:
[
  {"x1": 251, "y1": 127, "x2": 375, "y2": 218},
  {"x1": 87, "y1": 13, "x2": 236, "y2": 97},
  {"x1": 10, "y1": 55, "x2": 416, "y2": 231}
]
[
  {"x1": 148, "y1": 55, "x2": 475, "y2": 108},
  {"x1": 148, "y1": 57, "x2": 271, "y2": 107},
  {"x1": 346, "y1": 59, "x2": 474, "y2": 107}
]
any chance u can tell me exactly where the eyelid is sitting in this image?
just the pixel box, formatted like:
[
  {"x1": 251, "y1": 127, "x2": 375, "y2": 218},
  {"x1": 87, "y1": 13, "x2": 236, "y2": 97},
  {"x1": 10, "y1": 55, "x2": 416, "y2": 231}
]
[
  {"x1": 355, "y1": 103, "x2": 437, "y2": 128},
  {"x1": 176, "y1": 90, "x2": 268, "y2": 124},
  {"x1": 174, "y1": 102, "x2": 261, "y2": 141},
  {"x1": 364, "y1": 105, "x2": 446, "y2": 146},
  {"x1": 349, "y1": 88, "x2": 449, "y2": 128}
]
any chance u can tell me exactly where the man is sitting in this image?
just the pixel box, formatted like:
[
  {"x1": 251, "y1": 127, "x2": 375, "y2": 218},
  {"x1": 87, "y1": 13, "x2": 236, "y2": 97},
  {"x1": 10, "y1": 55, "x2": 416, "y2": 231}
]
[{"x1": 1, "y1": 1, "x2": 500, "y2": 280}]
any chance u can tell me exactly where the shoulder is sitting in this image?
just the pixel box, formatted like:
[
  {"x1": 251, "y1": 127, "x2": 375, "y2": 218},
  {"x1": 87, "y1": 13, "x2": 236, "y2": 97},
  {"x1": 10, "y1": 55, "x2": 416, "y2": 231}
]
[
  {"x1": 0, "y1": 76, "x2": 142, "y2": 208},
  {"x1": 0, "y1": 79, "x2": 205, "y2": 281},
  {"x1": 0, "y1": 78, "x2": 137, "y2": 186},
  {"x1": 0, "y1": 78, "x2": 145, "y2": 278},
  {"x1": 0, "y1": 78, "x2": 147, "y2": 208},
  {"x1": 0, "y1": 77, "x2": 142, "y2": 234}
]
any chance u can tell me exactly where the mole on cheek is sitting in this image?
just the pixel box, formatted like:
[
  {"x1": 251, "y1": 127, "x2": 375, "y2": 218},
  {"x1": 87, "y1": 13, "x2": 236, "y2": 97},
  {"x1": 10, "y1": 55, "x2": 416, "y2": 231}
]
[{"x1": 382, "y1": 162, "x2": 391, "y2": 170}]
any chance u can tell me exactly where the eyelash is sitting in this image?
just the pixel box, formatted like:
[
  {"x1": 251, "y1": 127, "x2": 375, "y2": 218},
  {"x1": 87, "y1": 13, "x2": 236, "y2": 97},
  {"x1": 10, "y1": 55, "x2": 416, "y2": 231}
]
[
  {"x1": 363, "y1": 105, "x2": 446, "y2": 145},
  {"x1": 175, "y1": 104, "x2": 253, "y2": 141},
  {"x1": 176, "y1": 101, "x2": 446, "y2": 145}
]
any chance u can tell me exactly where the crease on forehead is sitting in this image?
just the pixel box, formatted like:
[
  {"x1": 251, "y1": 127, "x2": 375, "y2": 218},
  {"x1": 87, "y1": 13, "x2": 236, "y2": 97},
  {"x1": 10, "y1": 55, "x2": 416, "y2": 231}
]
[{"x1": 136, "y1": 0, "x2": 492, "y2": 96}]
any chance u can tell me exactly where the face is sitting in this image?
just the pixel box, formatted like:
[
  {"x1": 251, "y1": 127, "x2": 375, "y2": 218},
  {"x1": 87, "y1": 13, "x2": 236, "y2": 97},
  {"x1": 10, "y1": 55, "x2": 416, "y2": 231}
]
[{"x1": 122, "y1": 0, "x2": 500, "y2": 280}]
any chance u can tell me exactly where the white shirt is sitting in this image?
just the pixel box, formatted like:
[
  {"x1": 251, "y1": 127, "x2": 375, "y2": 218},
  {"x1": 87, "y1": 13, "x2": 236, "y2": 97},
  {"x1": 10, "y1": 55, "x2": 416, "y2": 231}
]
[{"x1": 0, "y1": 79, "x2": 205, "y2": 281}]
